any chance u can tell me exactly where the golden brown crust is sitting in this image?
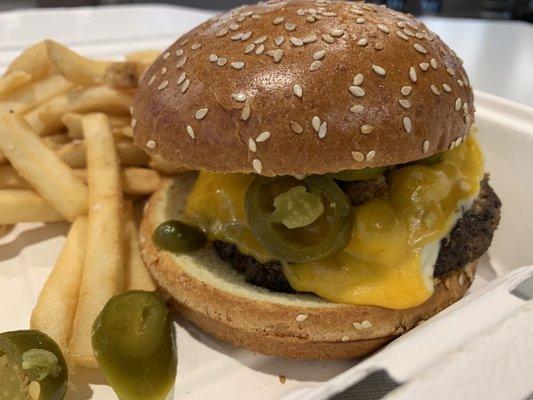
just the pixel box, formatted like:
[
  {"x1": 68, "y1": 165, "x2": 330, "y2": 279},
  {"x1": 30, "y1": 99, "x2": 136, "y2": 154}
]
[
  {"x1": 139, "y1": 174, "x2": 476, "y2": 359},
  {"x1": 133, "y1": 0, "x2": 474, "y2": 176}
]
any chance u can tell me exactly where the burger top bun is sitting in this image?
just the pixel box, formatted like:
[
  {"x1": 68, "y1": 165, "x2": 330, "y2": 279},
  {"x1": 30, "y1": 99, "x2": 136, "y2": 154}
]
[{"x1": 133, "y1": 0, "x2": 474, "y2": 176}]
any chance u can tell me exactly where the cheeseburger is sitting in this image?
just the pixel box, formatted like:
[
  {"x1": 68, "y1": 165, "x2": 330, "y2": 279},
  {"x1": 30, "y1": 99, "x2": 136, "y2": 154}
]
[{"x1": 133, "y1": 0, "x2": 501, "y2": 359}]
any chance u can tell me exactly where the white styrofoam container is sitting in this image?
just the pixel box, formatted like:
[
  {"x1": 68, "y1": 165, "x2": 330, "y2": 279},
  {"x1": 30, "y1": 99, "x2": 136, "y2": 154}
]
[{"x1": 0, "y1": 5, "x2": 532, "y2": 400}]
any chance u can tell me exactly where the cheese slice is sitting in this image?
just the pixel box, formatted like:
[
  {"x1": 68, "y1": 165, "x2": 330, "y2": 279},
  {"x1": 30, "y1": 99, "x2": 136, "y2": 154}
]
[{"x1": 184, "y1": 136, "x2": 484, "y2": 310}]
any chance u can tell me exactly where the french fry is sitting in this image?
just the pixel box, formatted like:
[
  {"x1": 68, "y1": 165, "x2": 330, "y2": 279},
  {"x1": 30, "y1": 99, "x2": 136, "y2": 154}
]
[
  {"x1": 57, "y1": 139, "x2": 149, "y2": 168},
  {"x1": 24, "y1": 86, "x2": 133, "y2": 136},
  {"x1": 125, "y1": 50, "x2": 161, "y2": 65},
  {"x1": 63, "y1": 112, "x2": 131, "y2": 139},
  {"x1": 0, "y1": 74, "x2": 73, "y2": 117},
  {"x1": 0, "y1": 114, "x2": 88, "y2": 221},
  {"x1": 113, "y1": 125, "x2": 133, "y2": 138},
  {"x1": 42, "y1": 133, "x2": 71, "y2": 150},
  {"x1": 0, "y1": 165, "x2": 159, "y2": 196},
  {"x1": 0, "y1": 190, "x2": 64, "y2": 224},
  {"x1": 69, "y1": 113, "x2": 124, "y2": 368},
  {"x1": 0, "y1": 224, "x2": 12, "y2": 238},
  {"x1": 31, "y1": 217, "x2": 88, "y2": 358},
  {"x1": 46, "y1": 40, "x2": 110, "y2": 86},
  {"x1": 0, "y1": 71, "x2": 31, "y2": 98},
  {"x1": 47, "y1": 40, "x2": 142, "y2": 89},
  {"x1": 5, "y1": 41, "x2": 52, "y2": 81},
  {"x1": 124, "y1": 207, "x2": 156, "y2": 291}
]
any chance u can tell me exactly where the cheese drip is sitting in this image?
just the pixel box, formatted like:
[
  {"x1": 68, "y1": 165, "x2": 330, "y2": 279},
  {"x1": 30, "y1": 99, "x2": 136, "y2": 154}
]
[{"x1": 184, "y1": 137, "x2": 484, "y2": 309}]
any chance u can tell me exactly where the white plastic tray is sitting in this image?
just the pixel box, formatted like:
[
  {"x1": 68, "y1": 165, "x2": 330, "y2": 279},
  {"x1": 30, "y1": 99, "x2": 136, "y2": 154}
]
[{"x1": 0, "y1": 5, "x2": 532, "y2": 400}]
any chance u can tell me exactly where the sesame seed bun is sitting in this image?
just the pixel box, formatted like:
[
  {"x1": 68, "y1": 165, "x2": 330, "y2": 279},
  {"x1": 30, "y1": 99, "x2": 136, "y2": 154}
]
[
  {"x1": 140, "y1": 173, "x2": 476, "y2": 359},
  {"x1": 133, "y1": 0, "x2": 474, "y2": 176}
]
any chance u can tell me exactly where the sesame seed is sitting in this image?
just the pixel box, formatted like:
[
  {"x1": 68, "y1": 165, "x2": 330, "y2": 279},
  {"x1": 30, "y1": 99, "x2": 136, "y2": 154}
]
[
  {"x1": 318, "y1": 121, "x2": 327, "y2": 139},
  {"x1": 321, "y1": 34, "x2": 334, "y2": 43},
  {"x1": 215, "y1": 28, "x2": 228, "y2": 37},
  {"x1": 275, "y1": 36, "x2": 284, "y2": 46},
  {"x1": 195, "y1": 108, "x2": 208, "y2": 119},
  {"x1": 293, "y1": 84, "x2": 303, "y2": 97},
  {"x1": 163, "y1": 52, "x2": 170, "y2": 60},
  {"x1": 231, "y1": 61, "x2": 245, "y2": 70},
  {"x1": 409, "y1": 67, "x2": 417, "y2": 82},
  {"x1": 254, "y1": 36, "x2": 267, "y2": 44},
  {"x1": 377, "y1": 24, "x2": 390, "y2": 33},
  {"x1": 290, "y1": 121, "x2": 303, "y2": 133},
  {"x1": 303, "y1": 34, "x2": 318, "y2": 43},
  {"x1": 297, "y1": 9, "x2": 305, "y2": 16},
  {"x1": 306, "y1": 15, "x2": 316, "y2": 23},
  {"x1": 407, "y1": 21, "x2": 418, "y2": 31},
  {"x1": 403, "y1": 116, "x2": 412, "y2": 133},
  {"x1": 255, "y1": 44, "x2": 265, "y2": 55},
  {"x1": 186, "y1": 125, "x2": 195, "y2": 139},
  {"x1": 322, "y1": 11, "x2": 337, "y2": 17},
  {"x1": 415, "y1": 32, "x2": 424, "y2": 39},
  {"x1": 351, "y1": 151, "x2": 364, "y2": 162},
  {"x1": 403, "y1": 28, "x2": 415, "y2": 37},
  {"x1": 399, "y1": 99, "x2": 411, "y2": 109},
  {"x1": 349, "y1": 86, "x2": 365, "y2": 97},
  {"x1": 296, "y1": 313, "x2": 308, "y2": 322},
  {"x1": 231, "y1": 32, "x2": 243, "y2": 41},
  {"x1": 248, "y1": 138, "x2": 257, "y2": 152},
  {"x1": 414, "y1": 43, "x2": 427, "y2": 54},
  {"x1": 430, "y1": 59, "x2": 438, "y2": 71},
  {"x1": 157, "y1": 80, "x2": 169, "y2": 90},
  {"x1": 176, "y1": 56, "x2": 187, "y2": 68},
  {"x1": 374, "y1": 43, "x2": 384, "y2": 50},
  {"x1": 361, "y1": 320, "x2": 373, "y2": 328},
  {"x1": 372, "y1": 64, "x2": 386, "y2": 76},
  {"x1": 237, "y1": 15, "x2": 245, "y2": 23},
  {"x1": 463, "y1": 103, "x2": 469, "y2": 113},
  {"x1": 360, "y1": 124, "x2": 374, "y2": 134},
  {"x1": 458, "y1": 274, "x2": 465, "y2": 286},
  {"x1": 362, "y1": 3, "x2": 376, "y2": 11},
  {"x1": 357, "y1": 38, "x2": 368, "y2": 46},
  {"x1": 273, "y1": 16, "x2": 284, "y2": 25},
  {"x1": 245, "y1": 44, "x2": 255, "y2": 54},
  {"x1": 148, "y1": 75, "x2": 156, "y2": 86},
  {"x1": 241, "y1": 31, "x2": 252, "y2": 41},
  {"x1": 175, "y1": 49, "x2": 184, "y2": 56},
  {"x1": 313, "y1": 50, "x2": 326, "y2": 60},
  {"x1": 191, "y1": 43, "x2": 202, "y2": 50},
  {"x1": 396, "y1": 31, "x2": 409, "y2": 41},
  {"x1": 353, "y1": 74, "x2": 364, "y2": 86},
  {"x1": 309, "y1": 116, "x2": 320, "y2": 132},
  {"x1": 350, "y1": 104, "x2": 364, "y2": 114},
  {"x1": 285, "y1": 22, "x2": 296, "y2": 31},
  {"x1": 217, "y1": 57, "x2": 227, "y2": 67},
  {"x1": 430, "y1": 84, "x2": 440, "y2": 95},
  {"x1": 330, "y1": 28, "x2": 345, "y2": 37},
  {"x1": 420, "y1": 62, "x2": 429, "y2": 71},
  {"x1": 241, "y1": 103, "x2": 251, "y2": 121},
  {"x1": 251, "y1": 14, "x2": 260, "y2": 19},
  {"x1": 341, "y1": 336, "x2": 350, "y2": 342},
  {"x1": 290, "y1": 37, "x2": 304, "y2": 47},
  {"x1": 309, "y1": 60, "x2": 322, "y2": 71},
  {"x1": 397, "y1": 21, "x2": 406, "y2": 28},
  {"x1": 229, "y1": 23, "x2": 240, "y2": 31},
  {"x1": 353, "y1": 322, "x2": 363, "y2": 329},
  {"x1": 131, "y1": 118, "x2": 137, "y2": 128},
  {"x1": 161, "y1": 67, "x2": 168, "y2": 75},
  {"x1": 209, "y1": 53, "x2": 218, "y2": 62},
  {"x1": 442, "y1": 83, "x2": 452, "y2": 93},
  {"x1": 455, "y1": 98, "x2": 462, "y2": 111},
  {"x1": 350, "y1": 9, "x2": 364, "y2": 16},
  {"x1": 252, "y1": 159, "x2": 262, "y2": 173},
  {"x1": 423, "y1": 139, "x2": 430, "y2": 153},
  {"x1": 273, "y1": 49, "x2": 283, "y2": 62},
  {"x1": 446, "y1": 67, "x2": 455, "y2": 76},
  {"x1": 256, "y1": 131, "x2": 270, "y2": 142},
  {"x1": 401, "y1": 85, "x2": 412, "y2": 96},
  {"x1": 232, "y1": 92, "x2": 246, "y2": 102},
  {"x1": 356, "y1": 17, "x2": 366, "y2": 24},
  {"x1": 457, "y1": 79, "x2": 464, "y2": 87},
  {"x1": 181, "y1": 79, "x2": 190, "y2": 93},
  {"x1": 177, "y1": 72, "x2": 187, "y2": 85},
  {"x1": 146, "y1": 139, "x2": 156, "y2": 149},
  {"x1": 366, "y1": 150, "x2": 376, "y2": 162}
]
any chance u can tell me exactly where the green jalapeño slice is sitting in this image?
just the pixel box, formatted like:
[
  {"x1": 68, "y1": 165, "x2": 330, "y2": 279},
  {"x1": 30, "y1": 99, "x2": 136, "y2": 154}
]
[
  {"x1": 0, "y1": 330, "x2": 68, "y2": 400},
  {"x1": 327, "y1": 166, "x2": 386, "y2": 181},
  {"x1": 152, "y1": 220, "x2": 206, "y2": 253},
  {"x1": 245, "y1": 175, "x2": 354, "y2": 263},
  {"x1": 92, "y1": 291, "x2": 177, "y2": 400}
]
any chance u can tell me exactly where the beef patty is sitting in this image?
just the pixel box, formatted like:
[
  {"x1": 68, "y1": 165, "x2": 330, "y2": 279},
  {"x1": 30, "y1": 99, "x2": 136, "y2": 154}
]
[{"x1": 213, "y1": 176, "x2": 501, "y2": 293}]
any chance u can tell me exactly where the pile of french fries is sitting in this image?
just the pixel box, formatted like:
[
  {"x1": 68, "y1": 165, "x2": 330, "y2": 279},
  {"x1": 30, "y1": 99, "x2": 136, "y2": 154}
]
[{"x1": 0, "y1": 40, "x2": 169, "y2": 369}]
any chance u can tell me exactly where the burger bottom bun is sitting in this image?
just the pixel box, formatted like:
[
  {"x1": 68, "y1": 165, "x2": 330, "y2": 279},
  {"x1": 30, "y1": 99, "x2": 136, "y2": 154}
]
[{"x1": 140, "y1": 173, "x2": 477, "y2": 359}]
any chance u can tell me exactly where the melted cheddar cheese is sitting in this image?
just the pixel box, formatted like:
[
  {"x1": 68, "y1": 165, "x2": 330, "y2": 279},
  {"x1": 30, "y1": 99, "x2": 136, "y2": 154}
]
[{"x1": 184, "y1": 137, "x2": 484, "y2": 310}]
